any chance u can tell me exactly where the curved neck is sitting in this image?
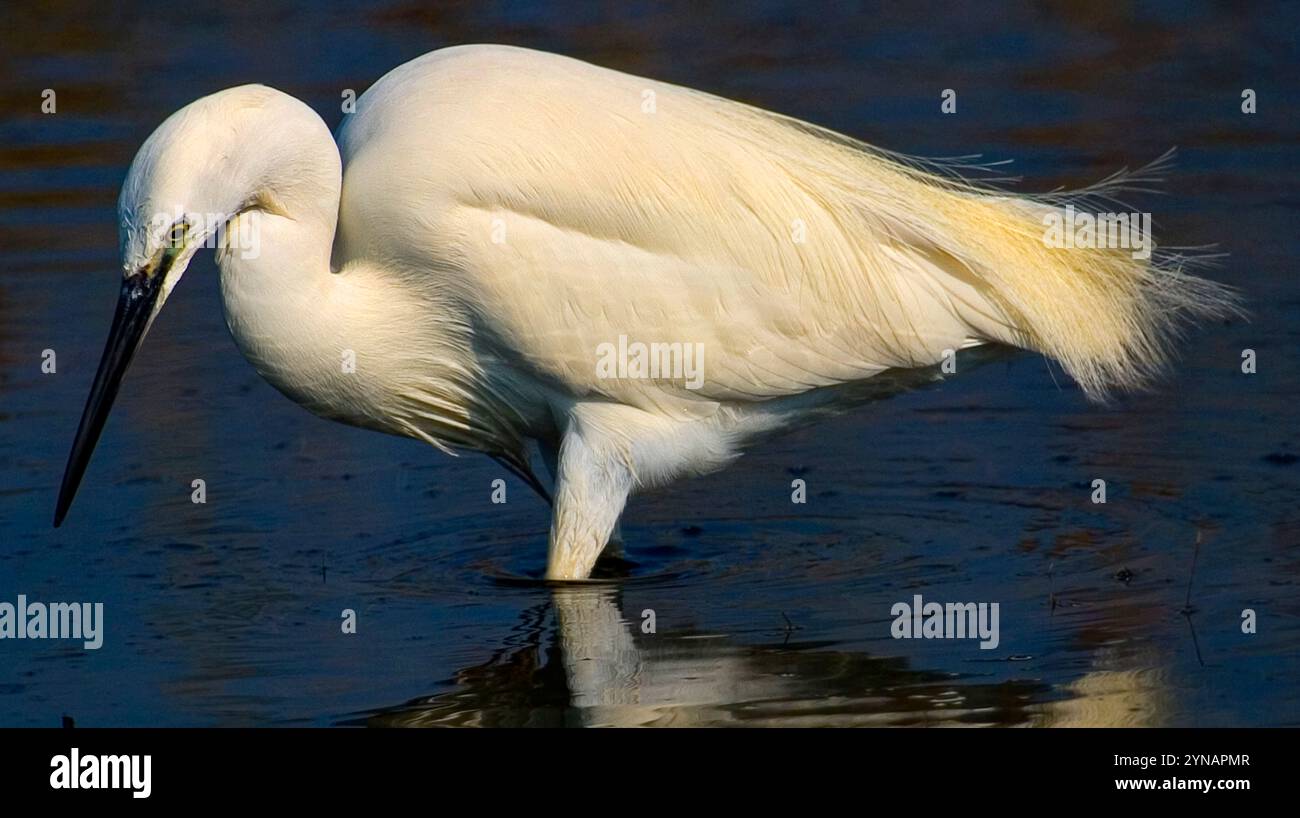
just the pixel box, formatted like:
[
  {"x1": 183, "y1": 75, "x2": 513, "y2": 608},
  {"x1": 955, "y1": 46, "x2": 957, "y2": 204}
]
[
  {"x1": 207, "y1": 104, "x2": 530, "y2": 451},
  {"x1": 216, "y1": 209, "x2": 348, "y2": 413},
  {"x1": 216, "y1": 194, "x2": 448, "y2": 440}
]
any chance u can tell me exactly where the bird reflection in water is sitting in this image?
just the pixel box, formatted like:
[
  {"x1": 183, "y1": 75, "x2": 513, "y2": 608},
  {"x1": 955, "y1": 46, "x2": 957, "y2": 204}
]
[{"x1": 357, "y1": 585, "x2": 1168, "y2": 728}]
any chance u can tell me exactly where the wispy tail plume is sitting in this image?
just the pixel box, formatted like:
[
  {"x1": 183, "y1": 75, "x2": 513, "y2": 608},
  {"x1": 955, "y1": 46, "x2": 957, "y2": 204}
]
[{"x1": 920, "y1": 155, "x2": 1245, "y2": 399}]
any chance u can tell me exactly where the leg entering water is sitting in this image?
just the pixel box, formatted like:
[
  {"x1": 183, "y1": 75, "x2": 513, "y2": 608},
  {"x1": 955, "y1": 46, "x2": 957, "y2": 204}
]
[
  {"x1": 544, "y1": 425, "x2": 631, "y2": 580},
  {"x1": 541, "y1": 434, "x2": 628, "y2": 571}
]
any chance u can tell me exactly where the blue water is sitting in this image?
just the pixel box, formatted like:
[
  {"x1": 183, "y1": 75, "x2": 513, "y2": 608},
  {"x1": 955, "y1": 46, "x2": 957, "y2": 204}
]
[{"x1": 1, "y1": 1, "x2": 1298, "y2": 726}]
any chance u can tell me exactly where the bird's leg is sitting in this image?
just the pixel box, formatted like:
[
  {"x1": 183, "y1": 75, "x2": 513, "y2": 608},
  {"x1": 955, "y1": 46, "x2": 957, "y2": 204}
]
[
  {"x1": 541, "y1": 433, "x2": 625, "y2": 566},
  {"x1": 545, "y1": 421, "x2": 632, "y2": 581}
]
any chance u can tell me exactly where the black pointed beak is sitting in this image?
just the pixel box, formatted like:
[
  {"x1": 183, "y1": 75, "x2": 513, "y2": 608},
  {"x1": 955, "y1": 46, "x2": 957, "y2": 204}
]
[{"x1": 54, "y1": 271, "x2": 164, "y2": 527}]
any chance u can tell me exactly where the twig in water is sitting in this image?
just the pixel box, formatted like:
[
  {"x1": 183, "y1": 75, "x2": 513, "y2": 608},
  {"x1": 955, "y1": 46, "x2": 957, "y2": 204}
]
[
  {"x1": 1048, "y1": 560, "x2": 1058, "y2": 615},
  {"x1": 1181, "y1": 530, "x2": 1202, "y2": 615}
]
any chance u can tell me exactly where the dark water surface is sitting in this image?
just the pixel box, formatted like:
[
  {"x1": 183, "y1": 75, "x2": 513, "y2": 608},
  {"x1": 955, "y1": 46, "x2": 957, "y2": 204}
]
[{"x1": 1, "y1": 2, "x2": 1298, "y2": 726}]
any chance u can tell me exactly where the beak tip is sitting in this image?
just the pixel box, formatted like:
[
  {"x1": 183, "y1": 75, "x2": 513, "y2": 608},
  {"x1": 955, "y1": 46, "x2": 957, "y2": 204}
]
[{"x1": 53, "y1": 269, "x2": 163, "y2": 533}]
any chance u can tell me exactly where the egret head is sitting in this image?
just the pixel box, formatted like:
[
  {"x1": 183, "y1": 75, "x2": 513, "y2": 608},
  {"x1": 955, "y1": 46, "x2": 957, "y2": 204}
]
[{"x1": 54, "y1": 85, "x2": 339, "y2": 526}]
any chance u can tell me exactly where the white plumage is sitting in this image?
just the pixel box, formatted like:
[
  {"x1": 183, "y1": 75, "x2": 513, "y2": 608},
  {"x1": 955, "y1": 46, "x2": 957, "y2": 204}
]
[{"x1": 60, "y1": 45, "x2": 1238, "y2": 579}]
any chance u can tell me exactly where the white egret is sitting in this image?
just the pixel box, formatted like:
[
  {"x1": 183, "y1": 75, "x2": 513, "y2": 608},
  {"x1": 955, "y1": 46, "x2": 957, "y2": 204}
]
[{"x1": 55, "y1": 45, "x2": 1239, "y2": 579}]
